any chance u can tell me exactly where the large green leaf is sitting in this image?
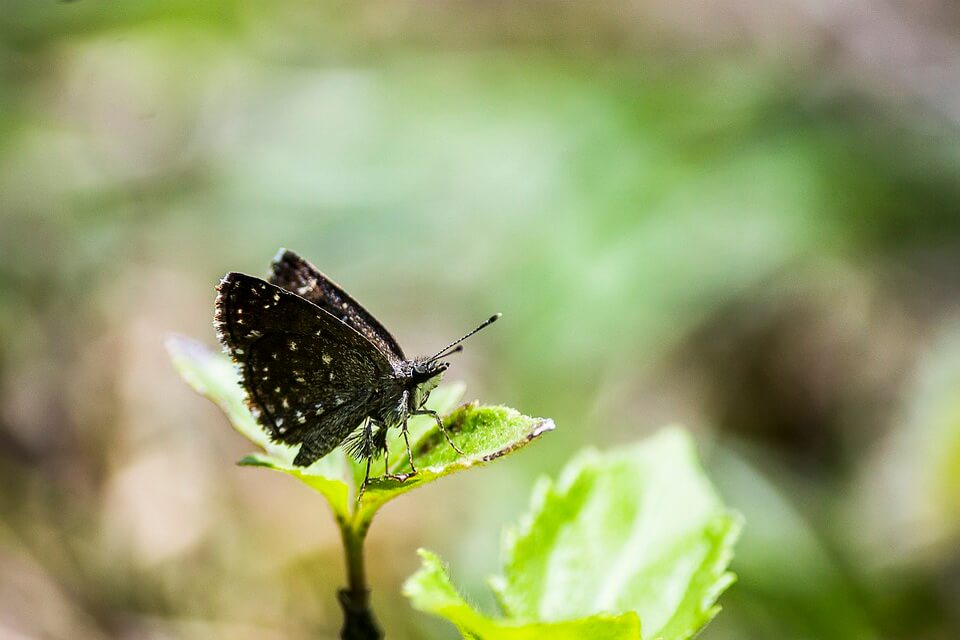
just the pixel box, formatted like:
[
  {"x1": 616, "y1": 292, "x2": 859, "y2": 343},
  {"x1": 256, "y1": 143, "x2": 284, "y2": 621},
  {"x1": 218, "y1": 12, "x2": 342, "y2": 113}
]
[
  {"x1": 405, "y1": 428, "x2": 741, "y2": 640},
  {"x1": 166, "y1": 335, "x2": 553, "y2": 524},
  {"x1": 404, "y1": 550, "x2": 641, "y2": 640}
]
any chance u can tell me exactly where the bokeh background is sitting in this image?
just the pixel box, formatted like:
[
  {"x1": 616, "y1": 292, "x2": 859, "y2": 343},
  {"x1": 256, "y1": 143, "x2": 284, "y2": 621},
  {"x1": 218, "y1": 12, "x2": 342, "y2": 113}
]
[{"x1": 3, "y1": 1, "x2": 960, "y2": 638}]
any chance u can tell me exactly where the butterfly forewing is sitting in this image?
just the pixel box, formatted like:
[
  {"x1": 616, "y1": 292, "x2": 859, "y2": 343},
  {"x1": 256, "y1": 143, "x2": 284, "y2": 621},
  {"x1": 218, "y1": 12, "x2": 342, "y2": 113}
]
[
  {"x1": 269, "y1": 249, "x2": 406, "y2": 365},
  {"x1": 215, "y1": 272, "x2": 392, "y2": 465}
]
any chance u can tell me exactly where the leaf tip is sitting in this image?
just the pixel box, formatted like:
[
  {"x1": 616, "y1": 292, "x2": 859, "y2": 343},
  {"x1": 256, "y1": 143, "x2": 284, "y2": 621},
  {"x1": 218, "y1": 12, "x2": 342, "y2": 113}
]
[
  {"x1": 238, "y1": 454, "x2": 272, "y2": 467},
  {"x1": 531, "y1": 418, "x2": 556, "y2": 438},
  {"x1": 415, "y1": 547, "x2": 441, "y2": 563},
  {"x1": 477, "y1": 416, "x2": 556, "y2": 464}
]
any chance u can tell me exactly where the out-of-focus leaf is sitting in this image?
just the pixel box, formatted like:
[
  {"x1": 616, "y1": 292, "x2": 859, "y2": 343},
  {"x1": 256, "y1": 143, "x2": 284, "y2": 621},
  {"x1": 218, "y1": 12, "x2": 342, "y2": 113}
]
[
  {"x1": 403, "y1": 550, "x2": 641, "y2": 640},
  {"x1": 167, "y1": 334, "x2": 354, "y2": 518},
  {"x1": 405, "y1": 429, "x2": 741, "y2": 640},
  {"x1": 167, "y1": 333, "x2": 283, "y2": 455},
  {"x1": 710, "y1": 445, "x2": 875, "y2": 640},
  {"x1": 166, "y1": 335, "x2": 552, "y2": 524},
  {"x1": 850, "y1": 328, "x2": 960, "y2": 560},
  {"x1": 493, "y1": 429, "x2": 740, "y2": 640}
]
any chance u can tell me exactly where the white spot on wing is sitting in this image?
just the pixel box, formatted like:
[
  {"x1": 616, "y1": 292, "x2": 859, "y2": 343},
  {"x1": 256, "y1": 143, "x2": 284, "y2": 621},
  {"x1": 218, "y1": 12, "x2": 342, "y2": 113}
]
[{"x1": 322, "y1": 354, "x2": 332, "y2": 365}]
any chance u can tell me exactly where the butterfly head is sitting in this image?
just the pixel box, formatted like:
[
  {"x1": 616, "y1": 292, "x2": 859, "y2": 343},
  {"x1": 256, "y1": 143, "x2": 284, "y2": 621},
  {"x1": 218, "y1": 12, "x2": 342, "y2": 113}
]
[
  {"x1": 408, "y1": 314, "x2": 501, "y2": 402},
  {"x1": 409, "y1": 358, "x2": 448, "y2": 408},
  {"x1": 412, "y1": 358, "x2": 450, "y2": 384}
]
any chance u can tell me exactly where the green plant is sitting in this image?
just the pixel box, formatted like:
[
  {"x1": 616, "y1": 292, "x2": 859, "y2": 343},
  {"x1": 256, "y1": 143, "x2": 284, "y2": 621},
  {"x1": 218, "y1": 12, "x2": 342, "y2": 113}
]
[
  {"x1": 168, "y1": 337, "x2": 740, "y2": 639},
  {"x1": 167, "y1": 335, "x2": 554, "y2": 638}
]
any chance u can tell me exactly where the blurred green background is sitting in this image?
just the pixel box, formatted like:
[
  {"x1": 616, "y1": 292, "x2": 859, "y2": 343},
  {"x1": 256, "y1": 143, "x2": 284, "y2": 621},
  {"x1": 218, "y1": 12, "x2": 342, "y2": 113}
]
[{"x1": 3, "y1": 1, "x2": 960, "y2": 638}]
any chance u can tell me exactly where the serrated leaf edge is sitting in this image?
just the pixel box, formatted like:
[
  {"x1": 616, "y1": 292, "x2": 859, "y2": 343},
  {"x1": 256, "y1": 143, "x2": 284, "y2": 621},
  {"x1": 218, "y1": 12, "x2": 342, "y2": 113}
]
[{"x1": 491, "y1": 429, "x2": 742, "y2": 640}]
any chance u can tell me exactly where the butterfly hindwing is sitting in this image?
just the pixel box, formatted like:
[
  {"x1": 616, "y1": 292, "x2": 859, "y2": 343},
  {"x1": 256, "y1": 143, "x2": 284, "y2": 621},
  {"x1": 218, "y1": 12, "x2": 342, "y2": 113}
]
[
  {"x1": 215, "y1": 272, "x2": 392, "y2": 465},
  {"x1": 269, "y1": 249, "x2": 406, "y2": 365}
]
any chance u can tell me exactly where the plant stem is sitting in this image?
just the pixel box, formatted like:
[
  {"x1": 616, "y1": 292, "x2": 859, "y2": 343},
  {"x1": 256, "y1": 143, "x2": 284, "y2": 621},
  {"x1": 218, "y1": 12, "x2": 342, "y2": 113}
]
[{"x1": 337, "y1": 520, "x2": 382, "y2": 640}]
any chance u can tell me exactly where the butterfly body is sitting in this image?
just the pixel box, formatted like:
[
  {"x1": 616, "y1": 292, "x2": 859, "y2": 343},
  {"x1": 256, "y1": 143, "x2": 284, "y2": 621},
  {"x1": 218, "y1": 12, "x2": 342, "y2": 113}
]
[{"x1": 214, "y1": 250, "x2": 495, "y2": 481}]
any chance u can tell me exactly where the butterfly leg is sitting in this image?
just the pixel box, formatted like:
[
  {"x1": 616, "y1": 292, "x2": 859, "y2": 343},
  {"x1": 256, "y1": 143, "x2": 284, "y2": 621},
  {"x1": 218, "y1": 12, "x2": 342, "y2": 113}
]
[
  {"x1": 402, "y1": 421, "x2": 417, "y2": 472},
  {"x1": 412, "y1": 409, "x2": 463, "y2": 456},
  {"x1": 367, "y1": 420, "x2": 389, "y2": 476},
  {"x1": 383, "y1": 419, "x2": 418, "y2": 482},
  {"x1": 357, "y1": 455, "x2": 372, "y2": 504}
]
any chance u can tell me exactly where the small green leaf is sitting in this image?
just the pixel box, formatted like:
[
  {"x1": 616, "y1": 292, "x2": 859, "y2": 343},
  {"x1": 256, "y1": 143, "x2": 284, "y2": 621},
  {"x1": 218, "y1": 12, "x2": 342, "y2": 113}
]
[
  {"x1": 356, "y1": 405, "x2": 554, "y2": 520},
  {"x1": 403, "y1": 550, "x2": 641, "y2": 640},
  {"x1": 166, "y1": 335, "x2": 553, "y2": 525},
  {"x1": 405, "y1": 428, "x2": 741, "y2": 640}
]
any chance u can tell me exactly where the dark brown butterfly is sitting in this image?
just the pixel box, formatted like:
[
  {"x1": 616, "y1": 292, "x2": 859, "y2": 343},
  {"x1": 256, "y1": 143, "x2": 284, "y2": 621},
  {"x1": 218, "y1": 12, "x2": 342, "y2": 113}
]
[{"x1": 214, "y1": 249, "x2": 499, "y2": 486}]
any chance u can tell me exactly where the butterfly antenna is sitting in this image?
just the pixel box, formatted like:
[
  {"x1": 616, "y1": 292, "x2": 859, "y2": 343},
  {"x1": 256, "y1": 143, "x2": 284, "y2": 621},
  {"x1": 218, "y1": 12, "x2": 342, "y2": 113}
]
[{"x1": 428, "y1": 313, "x2": 502, "y2": 362}]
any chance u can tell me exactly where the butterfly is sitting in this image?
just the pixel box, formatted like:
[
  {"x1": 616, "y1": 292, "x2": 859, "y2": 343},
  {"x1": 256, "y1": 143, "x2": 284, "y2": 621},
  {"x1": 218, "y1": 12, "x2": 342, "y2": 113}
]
[{"x1": 214, "y1": 249, "x2": 500, "y2": 487}]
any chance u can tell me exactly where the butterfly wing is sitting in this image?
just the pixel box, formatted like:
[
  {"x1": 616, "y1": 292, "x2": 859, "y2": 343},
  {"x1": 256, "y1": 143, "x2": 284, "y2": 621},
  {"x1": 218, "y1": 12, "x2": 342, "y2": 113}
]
[
  {"x1": 268, "y1": 249, "x2": 406, "y2": 365},
  {"x1": 215, "y1": 272, "x2": 393, "y2": 466}
]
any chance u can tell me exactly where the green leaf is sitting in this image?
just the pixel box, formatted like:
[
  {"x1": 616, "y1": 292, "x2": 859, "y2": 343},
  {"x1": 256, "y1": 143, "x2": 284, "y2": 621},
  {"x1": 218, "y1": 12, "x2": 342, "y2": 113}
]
[
  {"x1": 166, "y1": 335, "x2": 553, "y2": 524},
  {"x1": 239, "y1": 450, "x2": 355, "y2": 521},
  {"x1": 355, "y1": 404, "x2": 554, "y2": 521},
  {"x1": 167, "y1": 334, "x2": 354, "y2": 518},
  {"x1": 405, "y1": 428, "x2": 741, "y2": 640},
  {"x1": 403, "y1": 550, "x2": 641, "y2": 640},
  {"x1": 167, "y1": 333, "x2": 285, "y2": 455}
]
